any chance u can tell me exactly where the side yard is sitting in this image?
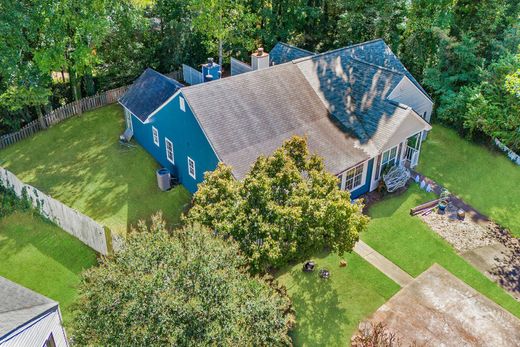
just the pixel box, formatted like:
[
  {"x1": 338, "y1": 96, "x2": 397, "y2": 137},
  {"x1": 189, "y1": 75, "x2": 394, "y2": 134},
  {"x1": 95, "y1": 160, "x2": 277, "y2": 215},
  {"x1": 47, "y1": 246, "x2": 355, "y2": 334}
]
[
  {"x1": 0, "y1": 211, "x2": 97, "y2": 326},
  {"x1": 361, "y1": 185, "x2": 520, "y2": 317},
  {"x1": 0, "y1": 104, "x2": 191, "y2": 235},
  {"x1": 417, "y1": 125, "x2": 520, "y2": 237}
]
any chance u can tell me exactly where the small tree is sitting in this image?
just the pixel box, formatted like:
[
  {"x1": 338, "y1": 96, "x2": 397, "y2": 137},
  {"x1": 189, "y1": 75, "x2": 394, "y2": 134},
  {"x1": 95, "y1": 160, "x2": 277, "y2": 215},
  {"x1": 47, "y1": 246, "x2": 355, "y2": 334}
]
[
  {"x1": 72, "y1": 213, "x2": 294, "y2": 346},
  {"x1": 187, "y1": 136, "x2": 369, "y2": 272}
]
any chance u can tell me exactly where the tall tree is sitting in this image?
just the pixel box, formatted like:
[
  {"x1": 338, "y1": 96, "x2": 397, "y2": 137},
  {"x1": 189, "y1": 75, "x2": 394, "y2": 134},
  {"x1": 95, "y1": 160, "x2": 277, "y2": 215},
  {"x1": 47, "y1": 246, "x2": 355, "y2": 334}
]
[
  {"x1": 190, "y1": 0, "x2": 258, "y2": 65},
  {"x1": 72, "y1": 214, "x2": 294, "y2": 346},
  {"x1": 187, "y1": 136, "x2": 368, "y2": 273},
  {"x1": 34, "y1": 0, "x2": 110, "y2": 100},
  {"x1": 335, "y1": 0, "x2": 407, "y2": 52}
]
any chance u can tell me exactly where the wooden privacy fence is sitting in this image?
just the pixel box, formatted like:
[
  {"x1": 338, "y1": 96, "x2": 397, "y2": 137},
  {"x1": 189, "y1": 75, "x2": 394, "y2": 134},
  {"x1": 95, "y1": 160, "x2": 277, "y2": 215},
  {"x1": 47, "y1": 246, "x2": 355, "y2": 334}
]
[
  {"x1": 0, "y1": 86, "x2": 129, "y2": 150},
  {"x1": 0, "y1": 167, "x2": 122, "y2": 255}
]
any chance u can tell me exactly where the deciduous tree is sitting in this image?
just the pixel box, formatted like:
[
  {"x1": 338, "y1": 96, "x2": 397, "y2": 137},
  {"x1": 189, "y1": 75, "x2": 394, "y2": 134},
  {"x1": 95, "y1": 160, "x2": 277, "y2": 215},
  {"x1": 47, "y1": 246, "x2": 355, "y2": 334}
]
[
  {"x1": 188, "y1": 136, "x2": 368, "y2": 273},
  {"x1": 72, "y1": 213, "x2": 294, "y2": 346}
]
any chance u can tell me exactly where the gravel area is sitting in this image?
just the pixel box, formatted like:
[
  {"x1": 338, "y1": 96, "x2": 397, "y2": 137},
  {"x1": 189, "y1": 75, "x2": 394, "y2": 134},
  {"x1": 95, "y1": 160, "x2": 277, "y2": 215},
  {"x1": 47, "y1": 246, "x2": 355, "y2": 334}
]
[{"x1": 419, "y1": 203, "x2": 499, "y2": 252}]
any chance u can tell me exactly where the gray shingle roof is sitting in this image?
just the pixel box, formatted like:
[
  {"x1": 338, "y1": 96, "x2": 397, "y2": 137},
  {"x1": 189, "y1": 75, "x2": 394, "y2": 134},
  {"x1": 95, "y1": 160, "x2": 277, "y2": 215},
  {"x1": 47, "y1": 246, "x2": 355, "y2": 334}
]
[
  {"x1": 295, "y1": 51, "x2": 430, "y2": 152},
  {"x1": 0, "y1": 276, "x2": 58, "y2": 338},
  {"x1": 119, "y1": 68, "x2": 183, "y2": 122},
  {"x1": 330, "y1": 39, "x2": 431, "y2": 101},
  {"x1": 182, "y1": 63, "x2": 371, "y2": 178},
  {"x1": 171, "y1": 40, "x2": 431, "y2": 179},
  {"x1": 269, "y1": 42, "x2": 315, "y2": 65}
]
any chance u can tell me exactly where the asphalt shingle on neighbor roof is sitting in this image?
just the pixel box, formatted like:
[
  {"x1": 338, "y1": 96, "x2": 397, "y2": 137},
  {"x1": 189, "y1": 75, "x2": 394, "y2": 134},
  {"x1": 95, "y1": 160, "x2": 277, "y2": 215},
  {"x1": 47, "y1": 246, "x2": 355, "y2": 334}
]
[
  {"x1": 269, "y1": 42, "x2": 315, "y2": 65},
  {"x1": 0, "y1": 276, "x2": 57, "y2": 338},
  {"x1": 119, "y1": 68, "x2": 183, "y2": 122},
  {"x1": 182, "y1": 63, "x2": 371, "y2": 179}
]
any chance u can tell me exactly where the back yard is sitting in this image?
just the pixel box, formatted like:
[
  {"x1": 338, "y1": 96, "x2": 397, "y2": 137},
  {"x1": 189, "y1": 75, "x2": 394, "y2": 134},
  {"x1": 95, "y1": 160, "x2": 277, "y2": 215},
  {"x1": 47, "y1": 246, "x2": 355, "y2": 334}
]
[
  {"x1": 0, "y1": 104, "x2": 191, "y2": 235},
  {"x1": 418, "y1": 125, "x2": 520, "y2": 237},
  {"x1": 0, "y1": 211, "x2": 97, "y2": 326}
]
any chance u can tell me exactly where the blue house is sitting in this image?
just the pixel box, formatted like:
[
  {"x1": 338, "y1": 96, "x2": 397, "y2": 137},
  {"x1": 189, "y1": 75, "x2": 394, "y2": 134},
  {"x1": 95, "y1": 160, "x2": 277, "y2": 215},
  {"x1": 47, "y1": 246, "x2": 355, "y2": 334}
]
[{"x1": 119, "y1": 39, "x2": 432, "y2": 198}]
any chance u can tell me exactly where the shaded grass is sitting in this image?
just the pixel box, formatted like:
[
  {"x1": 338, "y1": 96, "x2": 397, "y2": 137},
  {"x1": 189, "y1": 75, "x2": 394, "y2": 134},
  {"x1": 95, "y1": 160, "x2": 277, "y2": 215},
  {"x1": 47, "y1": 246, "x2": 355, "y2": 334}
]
[
  {"x1": 362, "y1": 185, "x2": 520, "y2": 318},
  {"x1": 0, "y1": 211, "x2": 97, "y2": 326},
  {"x1": 418, "y1": 125, "x2": 520, "y2": 237},
  {"x1": 0, "y1": 104, "x2": 191, "y2": 235},
  {"x1": 276, "y1": 252, "x2": 400, "y2": 346}
]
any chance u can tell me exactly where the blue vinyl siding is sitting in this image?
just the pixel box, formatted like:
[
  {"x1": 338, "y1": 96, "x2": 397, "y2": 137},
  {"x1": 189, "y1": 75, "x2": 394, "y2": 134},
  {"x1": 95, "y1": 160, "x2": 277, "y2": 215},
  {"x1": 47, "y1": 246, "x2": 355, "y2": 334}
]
[
  {"x1": 350, "y1": 158, "x2": 374, "y2": 199},
  {"x1": 129, "y1": 93, "x2": 220, "y2": 193}
]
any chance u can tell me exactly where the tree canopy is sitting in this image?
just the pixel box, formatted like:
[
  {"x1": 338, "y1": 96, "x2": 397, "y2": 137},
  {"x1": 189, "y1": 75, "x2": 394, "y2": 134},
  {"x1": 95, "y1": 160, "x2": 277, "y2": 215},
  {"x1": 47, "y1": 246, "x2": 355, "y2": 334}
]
[
  {"x1": 1, "y1": 0, "x2": 519, "y2": 150},
  {"x1": 72, "y1": 213, "x2": 294, "y2": 346},
  {"x1": 187, "y1": 136, "x2": 368, "y2": 273}
]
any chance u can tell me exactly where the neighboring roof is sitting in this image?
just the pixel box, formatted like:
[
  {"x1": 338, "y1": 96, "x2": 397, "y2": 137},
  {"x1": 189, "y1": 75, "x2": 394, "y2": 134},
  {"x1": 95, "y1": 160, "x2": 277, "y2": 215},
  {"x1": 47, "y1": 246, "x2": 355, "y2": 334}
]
[
  {"x1": 269, "y1": 42, "x2": 315, "y2": 65},
  {"x1": 0, "y1": 277, "x2": 58, "y2": 339},
  {"x1": 330, "y1": 39, "x2": 432, "y2": 101},
  {"x1": 182, "y1": 63, "x2": 372, "y2": 179},
  {"x1": 119, "y1": 68, "x2": 183, "y2": 122}
]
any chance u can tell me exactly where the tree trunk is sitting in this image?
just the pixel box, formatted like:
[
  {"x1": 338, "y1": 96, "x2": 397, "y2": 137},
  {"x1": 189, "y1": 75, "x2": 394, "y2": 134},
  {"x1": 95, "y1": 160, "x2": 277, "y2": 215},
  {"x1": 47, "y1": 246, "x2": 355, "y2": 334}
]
[
  {"x1": 35, "y1": 104, "x2": 47, "y2": 129},
  {"x1": 84, "y1": 72, "x2": 95, "y2": 96},
  {"x1": 69, "y1": 69, "x2": 81, "y2": 102}
]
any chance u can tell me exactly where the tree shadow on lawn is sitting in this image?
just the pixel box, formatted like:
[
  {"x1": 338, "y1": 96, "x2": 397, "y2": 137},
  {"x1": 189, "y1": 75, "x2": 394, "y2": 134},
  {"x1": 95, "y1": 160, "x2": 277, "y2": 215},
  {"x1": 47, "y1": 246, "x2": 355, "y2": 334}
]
[
  {"x1": 286, "y1": 267, "x2": 347, "y2": 346},
  {"x1": 0, "y1": 212, "x2": 98, "y2": 276}
]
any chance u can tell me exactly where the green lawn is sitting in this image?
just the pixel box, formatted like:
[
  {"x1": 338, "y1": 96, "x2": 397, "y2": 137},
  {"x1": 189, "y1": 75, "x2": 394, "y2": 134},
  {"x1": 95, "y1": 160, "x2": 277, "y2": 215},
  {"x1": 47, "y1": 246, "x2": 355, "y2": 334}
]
[
  {"x1": 0, "y1": 104, "x2": 191, "y2": 235},
  {"x1": 418, "y1": 125, "x2": 520, "y2": 237},
  {"x1": 0, "y1": 211, "x2": 98, "y2": 326},
  {"x1": 276, "y1": 252, "x2": 400, "y2": 346},
  {"x1": 362, "y1": 185, "x2": 520, "y2": 318}
]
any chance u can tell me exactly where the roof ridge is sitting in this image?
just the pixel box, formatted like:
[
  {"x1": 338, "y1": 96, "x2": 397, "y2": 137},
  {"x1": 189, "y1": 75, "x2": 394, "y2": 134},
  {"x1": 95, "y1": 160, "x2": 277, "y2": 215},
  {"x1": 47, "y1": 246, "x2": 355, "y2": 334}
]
[
  {"x1": 348, "y1": 56, "x2": 405, "y2": 76},
  {"x1": 291, "y1": 38, "x2": 385, "y2": 63},
  {"x1": 276, "y1": 42, "x2": 315, "y2": 55}
]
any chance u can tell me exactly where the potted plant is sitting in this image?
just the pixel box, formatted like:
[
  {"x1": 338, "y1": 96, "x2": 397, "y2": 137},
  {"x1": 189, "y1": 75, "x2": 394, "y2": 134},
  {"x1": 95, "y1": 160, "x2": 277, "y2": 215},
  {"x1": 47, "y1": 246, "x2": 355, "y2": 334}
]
[{"x1": 438, "y1": 189, "x2": 450, "y2": 211}]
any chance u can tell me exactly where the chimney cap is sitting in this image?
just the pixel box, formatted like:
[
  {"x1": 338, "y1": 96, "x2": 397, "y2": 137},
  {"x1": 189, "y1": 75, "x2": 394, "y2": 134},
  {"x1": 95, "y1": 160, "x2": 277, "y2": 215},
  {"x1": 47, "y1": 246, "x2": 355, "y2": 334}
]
[
  {"x1": 207, "y1": 57, "x2": 214, "y2": 65},
  {"x1": 257, "y1": 47, "x2": 264, "y2": 56}
]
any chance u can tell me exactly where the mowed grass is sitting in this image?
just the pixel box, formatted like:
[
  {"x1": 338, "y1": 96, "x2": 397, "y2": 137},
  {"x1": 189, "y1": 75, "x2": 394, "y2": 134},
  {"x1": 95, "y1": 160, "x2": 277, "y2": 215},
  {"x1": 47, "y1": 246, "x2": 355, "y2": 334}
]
[
  {"x1": 417, "y1": 125, "x2": 520, "y2": 237},
  {"x1": 276, "y1": 252, "x2": 400, "y2": 346},
  {"x1": 0, "y1": 104, "x2": 191, "y2": 235},
  {"x1": 0, "y1": 211, "x2": 98, "y2": 326},
  {"x1": 362, "y1": 185, "x2": 520, "y2": 318}
]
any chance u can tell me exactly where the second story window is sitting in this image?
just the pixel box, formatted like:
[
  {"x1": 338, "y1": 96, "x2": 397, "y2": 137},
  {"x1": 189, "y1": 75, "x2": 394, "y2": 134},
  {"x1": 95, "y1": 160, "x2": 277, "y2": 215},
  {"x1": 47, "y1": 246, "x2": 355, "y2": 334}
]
[
  {"x1": 180, "y1": 97, "x2": 186, "y2": 112},
  {"x1": 188, "y1": 157, "x2": 196, "y2": 179}
]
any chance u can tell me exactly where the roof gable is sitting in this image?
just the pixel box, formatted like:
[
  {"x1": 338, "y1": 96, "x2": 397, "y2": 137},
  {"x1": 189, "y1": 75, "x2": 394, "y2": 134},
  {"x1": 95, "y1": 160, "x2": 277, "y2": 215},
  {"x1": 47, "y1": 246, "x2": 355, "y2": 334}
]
[
  {"x1": 119, "y1": 68, "x2": 183, "y2": 122},
  {"x1": 269, "y1": 42, "x2": 315, "y2": 65},
  {"x1": 0, "y1": 277, "x2": 57, "y2": 338},
  {"x1": 334, "y1": 39, "x2": 432, "y2": 101}
]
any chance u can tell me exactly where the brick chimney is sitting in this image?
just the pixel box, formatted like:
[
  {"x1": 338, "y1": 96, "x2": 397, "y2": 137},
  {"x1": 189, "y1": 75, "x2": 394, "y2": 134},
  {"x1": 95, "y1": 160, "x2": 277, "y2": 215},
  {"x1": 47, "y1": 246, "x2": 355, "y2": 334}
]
[{"x1": 251, "y1": 47, "x2": 270, "y2": 70}]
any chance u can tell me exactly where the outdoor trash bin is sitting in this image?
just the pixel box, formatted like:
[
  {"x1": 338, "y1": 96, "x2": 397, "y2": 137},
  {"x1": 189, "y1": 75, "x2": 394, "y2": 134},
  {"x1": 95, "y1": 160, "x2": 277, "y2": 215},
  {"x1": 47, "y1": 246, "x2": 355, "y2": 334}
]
[{"x1": 156, "y1": 168, "x2": 171, "y2": 191}]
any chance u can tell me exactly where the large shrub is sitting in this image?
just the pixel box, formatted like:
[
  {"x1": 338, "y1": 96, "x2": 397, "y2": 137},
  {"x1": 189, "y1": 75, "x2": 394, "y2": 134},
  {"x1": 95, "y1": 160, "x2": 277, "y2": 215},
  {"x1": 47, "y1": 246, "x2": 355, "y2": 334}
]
[
  {"x1": 187, "y1": 136, "x2": 368, "y2": 273},
  {"x1": 72, "y1": 213, "x2": 294, "y2": 346}
]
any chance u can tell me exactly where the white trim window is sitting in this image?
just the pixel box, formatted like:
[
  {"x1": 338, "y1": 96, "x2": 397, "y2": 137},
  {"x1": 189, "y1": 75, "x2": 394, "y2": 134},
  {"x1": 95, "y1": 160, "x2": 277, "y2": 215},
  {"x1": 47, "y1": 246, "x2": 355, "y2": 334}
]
[
  {"x1": 179, "y1": 97, "x2": 186, "y2": 112},
  {"x1": 344, "y1": 163, "x2": 365, "y2": 191},
  {"x1": 165, "y1": 138, "x2": 174, "y2": 164},
  {"x1": 380, "y1": 145, "x2": 398, "y2": 175},
  {"x1": 152, "y1": 126, "x2": 159, "y2": 146},
  {"x1": 187, "y1": 157, "x2": 196, "y2": 179}
]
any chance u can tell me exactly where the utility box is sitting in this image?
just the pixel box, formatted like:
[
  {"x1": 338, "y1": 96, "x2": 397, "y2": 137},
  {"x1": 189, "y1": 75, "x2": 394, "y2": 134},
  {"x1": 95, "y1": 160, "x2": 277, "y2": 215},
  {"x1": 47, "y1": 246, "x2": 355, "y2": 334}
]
[
  {"x1": 156, "y1": 168, "x2": 171, "y2": 191},
  {"x1": 202, "y1": 58, "x2": 221, "y2": 82}
]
